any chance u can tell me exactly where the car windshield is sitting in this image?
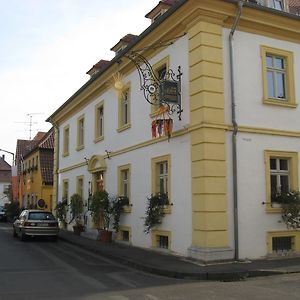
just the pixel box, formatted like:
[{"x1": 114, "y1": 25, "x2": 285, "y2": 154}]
[{"x1": 28, "y1": 212, "x2": 55, "y2": 221}]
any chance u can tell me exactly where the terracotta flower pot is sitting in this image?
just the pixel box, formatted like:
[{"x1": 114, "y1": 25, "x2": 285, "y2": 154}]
[{"x1": 100, "y1": 229, "x2": 112, "y2": 242}]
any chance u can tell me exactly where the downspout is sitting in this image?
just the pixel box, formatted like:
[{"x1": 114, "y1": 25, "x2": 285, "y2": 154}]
[
  {"x1": 49, "y1": 118, "x2": 60, "y2": 212},
  {"x1": 229, "y1": 0, "x2": 243, "y2": 261}
]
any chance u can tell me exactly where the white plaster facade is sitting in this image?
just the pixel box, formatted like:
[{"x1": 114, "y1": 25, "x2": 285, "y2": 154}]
[{"x1": 49, "y1": 0, "x2": 300, "y2": 260}]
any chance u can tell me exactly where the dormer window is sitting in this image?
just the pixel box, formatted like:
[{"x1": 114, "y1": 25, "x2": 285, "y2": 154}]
[
  {"x1": 268, "y1": 0, "x2": 284, "y2": 10},
  {"x1": 110, "y1": 34, "x2": 138, "y2": 57},
  {"x1": 145, "y1": 0, "x2": 178, "y2": 23},
  {"x1": 247, "y1": 0, "x2": 287, "y2": 11}
]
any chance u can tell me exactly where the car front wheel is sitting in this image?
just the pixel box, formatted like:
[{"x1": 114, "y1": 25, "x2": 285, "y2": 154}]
[{"x1": 13, "y1": 227, "x2": 18, "y2": 238}]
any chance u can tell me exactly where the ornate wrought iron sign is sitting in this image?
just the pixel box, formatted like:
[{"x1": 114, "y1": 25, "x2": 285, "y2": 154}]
[{"x1": 124, "y1": 51, "x2": 183, "y2": 120}]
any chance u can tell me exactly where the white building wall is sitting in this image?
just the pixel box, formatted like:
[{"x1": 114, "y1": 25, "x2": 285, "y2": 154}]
[
  {"x1": 0, "y1": 182, "x2": 10, "y2": 206},
  {"x1": 223, "y1": 28, "x2": 300, "y2": 258},
  {"x1": 57, "y1": 35, "x2": 192, "y2": 256}
]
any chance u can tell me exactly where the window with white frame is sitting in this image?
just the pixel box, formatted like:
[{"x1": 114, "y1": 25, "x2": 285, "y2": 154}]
[
  {"x1": 261, "y1": 46, "x2": 295, "y2": 107},
  {"x1": 266, "y1": 54, "x2": 286, "y2": 100},
  {"x1": 77, "y1": 116, "x2": 85, "y2": 150},
  {"x1": 265, "y1": 150, "x2": 298, "y2": 207},
  {"x1": 63, "y1": 125, "x2": 70, "y2": 156},
  {"x1": 121, "y1": 88, "x2": 130, "y2": 126},
  {"x1": 270, "y1": 157, "x2": 290, "y2": 201},
  {"x1": 118, "y1": 85, "x2": 131, "y2": 131},
  {"x1": 152, "y1": 155, "x2": 171, "y2": 199},
  {"x1": 118, "y1": 165, "x2": 131, "y2": 202},
  {"x1": 95, "y1": 103, "x2": 104, "y2": 141},
  {"x1": 268, "y1": 0, "x2": 284, "y2": 10}
]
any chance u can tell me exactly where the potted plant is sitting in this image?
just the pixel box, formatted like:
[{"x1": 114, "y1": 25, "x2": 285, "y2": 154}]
[
  {"x1": 281, "y1": 191, "x2": 300, "y2": 229},
  {"x1": 144, "y1": 193, "x2": 169, "y2": 234},
  {"x1": 111, "y1": 196, "x2": 129, "y2": 233},
  {"x1": 90, "y1": 190, "x2": 112, "y2": 242},
  {"x1": 272, "y1": 191, "x2": 299, "y2": 208},
  {"x1": 55, "y1": 199, "x2": 68, "y2": 229},
  {"x1": 70, "y1": 193, "x2": 84, "y2": 235}
]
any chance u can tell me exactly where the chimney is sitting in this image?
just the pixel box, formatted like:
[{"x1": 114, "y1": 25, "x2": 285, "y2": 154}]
[{"x1": 2, "y1": 155, "x2": 5, "y2": 161}]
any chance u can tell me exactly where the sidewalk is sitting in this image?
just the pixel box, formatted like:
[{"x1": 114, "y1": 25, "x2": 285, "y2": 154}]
[{"x1": 59, "y1": 229, "x2": 300, "y2": 281}]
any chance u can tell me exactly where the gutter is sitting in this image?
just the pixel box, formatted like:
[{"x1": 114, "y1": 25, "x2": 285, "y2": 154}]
[
  {"x1": 48, "y1": 118, "x2": 60, "y2": 212},
  {"x1": 229, "y1": 0, "x2": 243, "y2": 262}
]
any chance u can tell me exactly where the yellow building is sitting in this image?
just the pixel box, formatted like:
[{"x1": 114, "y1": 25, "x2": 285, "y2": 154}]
[{"x1": 19, "y1": 129, "x2": 54, "y2": 211}]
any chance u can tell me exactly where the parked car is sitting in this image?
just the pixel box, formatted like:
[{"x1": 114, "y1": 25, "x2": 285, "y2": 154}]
[
  {"x1": 13, "y1": 210, "x2": 59, "y2": 241},
  {"x1": 0, "y1": 206, "x2": 7, "y2": 222}
]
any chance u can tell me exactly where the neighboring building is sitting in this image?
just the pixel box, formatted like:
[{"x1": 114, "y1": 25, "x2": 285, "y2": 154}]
[
  {"x1": 48, "y1": 0, "x2": 300, "y2": 261},
  {"x1": 0, "y1": 155, "x2": 11, "y2": 207},
  {"x1": 17, "y1": 131, "x2": 54, "y2": 210}
]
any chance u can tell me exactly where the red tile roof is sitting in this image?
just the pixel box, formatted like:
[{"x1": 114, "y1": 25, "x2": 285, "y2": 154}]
[
  {"x1": 289, "y1": 0, "x2": 300, "y2": 14},
  {"x1": 0, "y1": 157, "x2": 11, "y2": 183},
  {"x1": 40, "y1": 150, "x2": 53, "y2": 185}
]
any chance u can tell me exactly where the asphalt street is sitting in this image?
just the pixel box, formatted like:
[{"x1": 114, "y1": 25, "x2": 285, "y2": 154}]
[{"x1": 1, "y1": 222, "x2": 300, "y2": 300}]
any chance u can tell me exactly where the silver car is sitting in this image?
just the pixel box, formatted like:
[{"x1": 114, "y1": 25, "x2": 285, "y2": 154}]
[{"x1": 13, "y1": 210, "x2": 59, "y2": 241}]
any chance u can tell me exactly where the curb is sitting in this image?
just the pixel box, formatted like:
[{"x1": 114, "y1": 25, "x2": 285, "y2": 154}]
[{"x1": 58, "y1": 235, "x2": 299, "y2": 281}]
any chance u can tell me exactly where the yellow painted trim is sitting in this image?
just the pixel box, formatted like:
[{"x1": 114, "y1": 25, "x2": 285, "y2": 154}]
[
  {"x1": 118, "y1": 83, "x2": 131, "y2": 130},
  {"x1": 59, "y1": 162, "x2": 86, "y2": 174},
  {"x1": 261, "y1": 45, "x2": 296, "y2": 107},
  {"x1": 151, "y1": 229, "x2": 172, "y2": 250},
  {"x1": 117, "y1": 164, "x2": 132, "y2": 212},
  {"x1": 116, "y1": 225, "x2": 132, "y2": 242},
  {"x1": 87, "y1": 155, "x2": 107, "y2": 173},
  {"x1": 94, "y1": 101, "x2": 104, "y2": 142},
  {"x1": 58, "y1": 128, "x2": 188, "y2": 174},
  {"x1": 76, "y1": 114, "x2": 85, "y2": 150},
  {"x1": 267, "y1": 230, "x2": 300, "y2": 254},
  {"x1": 264, "y1": 150, "x2": 298, "y2": 212},
  {"x1": 117, "y1": 123, "x2": 131, "y2": 133},
  {"x1": 62, "y1": 125, "x2": 70, "y2": 157}
]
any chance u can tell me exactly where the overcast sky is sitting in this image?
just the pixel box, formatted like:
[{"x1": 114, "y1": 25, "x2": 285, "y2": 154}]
[{"x1": 0, "y1": 0, "x2": 157, "y2": 165}]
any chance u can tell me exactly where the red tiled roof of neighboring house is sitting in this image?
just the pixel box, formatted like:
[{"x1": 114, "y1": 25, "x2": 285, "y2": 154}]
[
  {"x1": 0, "y1": 156, "x2": 11, "y2": 183},
  {"x1": 40, "y1": 151, "x2": 53, "y2": 185},
  {"x1": 0, "y1": 156, "x2": 11, "y2": 171},
  {"x1": 110, "y1": 34, "x2": 138, "y2": 52},
  {"x1": 39, "y1": 128, "x2": 54, "y2": 149},
  {"x1": 289, "y1": 0, "x2": 300, "y2": 14},
  {"x1": 15, "y1": 132, "x2": 47, "y2": 175}
]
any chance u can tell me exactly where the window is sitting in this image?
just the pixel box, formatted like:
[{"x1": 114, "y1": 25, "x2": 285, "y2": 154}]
[
  {"x1": 118, "y1": 164, "x2": 131, "y2": 210},
  {"x1": 264, "y1": 150, "x2": 298, "y2": 209},
  {"x1": 62, "y1": 179, "x2": 69, "y2": 202},
  {"x1": 267, "y1": 231, "x2": 300, "y2": 254},
  {"x1": 151, "y1": 230, "x2": 171, "y2": 250},
  {"x1": 268, "y1": 0, "x2": 284, "y2": 10},
  {"x1": 118, "y1": 84, "x2": 131, "y2": 132},
  {"x1": 76, "y1": 176, "x2": 84, "y2": 200},
  {"x1": 94, "y1": 102, "x2": 104, "y2": 142},
  {"x1": 152, "y1": 155, "x2": 171, "y2": 198},
  {"x1": 270, "y1": 158, "x2": 290, "y2": 201},
  {"x1": 76, "y1": 116, "x2": 85, "y2": 150},
  {"x1": 261, "y1": 46, "x2": 296, "y2": 107},
  {"x1": 116, "y1": 226, "x2": 131, "y2": 242},
  {"x1": 151, "y1": 57, "x2": 169, "y2": 115},
  {"x1": 63, "y1": 125, "x2": 70, "y2": 156}
]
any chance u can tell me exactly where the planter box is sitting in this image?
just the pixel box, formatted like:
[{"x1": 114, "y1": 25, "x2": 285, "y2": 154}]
[{"x1": 100, "y1": 229, "x2": 112, "y2": 243}]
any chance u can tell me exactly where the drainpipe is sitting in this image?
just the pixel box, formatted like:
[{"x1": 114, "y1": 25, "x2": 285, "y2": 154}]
[
  {"x1": 49, "y1": 119, "x2": 60, "y2": 211},
  {"x1": 229, "y1": 0, "x2": 243, "y2": 261}
]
